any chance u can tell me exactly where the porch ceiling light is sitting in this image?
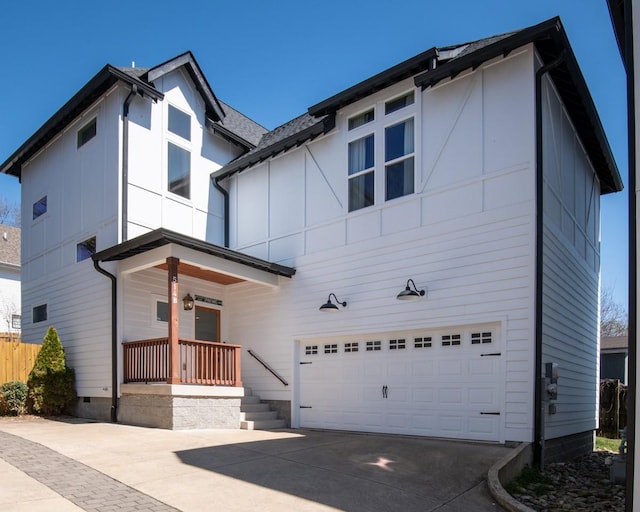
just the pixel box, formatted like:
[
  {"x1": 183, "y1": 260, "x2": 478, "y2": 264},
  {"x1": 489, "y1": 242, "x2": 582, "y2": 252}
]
[
  {"x1": 319, "y1": 293, "x2": 347, "y2": 312},
  {"x1": 396, "y1": 279, "x2": 425, "y2": 301},
  {"x1": 183, "y1": 293, "x2": 195, "y2": 311}
]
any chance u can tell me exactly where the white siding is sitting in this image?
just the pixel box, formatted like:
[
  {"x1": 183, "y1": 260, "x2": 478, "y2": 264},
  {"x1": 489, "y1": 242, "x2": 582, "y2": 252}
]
[
  {"x1": 225, "y1": 48, "x2": 539, "y2": 443},
  {"x1": 0, "y1": 265, "x2": 20, "y2": 332},
  {"x1": 541, "y1": 69, "x2": 601, "y2": 439}
]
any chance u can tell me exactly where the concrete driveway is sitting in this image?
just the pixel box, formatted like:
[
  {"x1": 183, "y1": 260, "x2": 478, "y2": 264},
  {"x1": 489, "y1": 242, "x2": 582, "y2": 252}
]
[{"x1": 0, "y1": 418, "x2": 510, "y2": 512}]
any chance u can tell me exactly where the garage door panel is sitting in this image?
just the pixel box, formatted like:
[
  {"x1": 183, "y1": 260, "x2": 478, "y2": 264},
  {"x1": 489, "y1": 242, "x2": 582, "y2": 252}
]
[
  {"x1": 412, "y1": 387, "x2": 436, "y2": 404},
  {"x1": 438, "y1": 387, "x2": 464, "y2": 404}
]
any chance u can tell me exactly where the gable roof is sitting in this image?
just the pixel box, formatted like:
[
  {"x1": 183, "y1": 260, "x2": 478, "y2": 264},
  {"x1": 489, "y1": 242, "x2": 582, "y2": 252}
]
[
  {"x1": 215, "y1": 17, "x2": 622, "y2": 195},
  {"x1": 0, "y1": 225, "x2": 20, "y2": 267},
  {"x1": 0, "y1": 52, "x2": 266, "y2": 179}
]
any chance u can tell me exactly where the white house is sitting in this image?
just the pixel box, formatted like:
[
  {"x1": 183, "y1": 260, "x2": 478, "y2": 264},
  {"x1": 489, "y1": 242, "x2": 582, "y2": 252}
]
[
  {"x1": 0, "y1": 17, "x2": 622, "y2": 466},
  {"x1": 0, "y1": 225, "x2": 20, "y2": 337}
]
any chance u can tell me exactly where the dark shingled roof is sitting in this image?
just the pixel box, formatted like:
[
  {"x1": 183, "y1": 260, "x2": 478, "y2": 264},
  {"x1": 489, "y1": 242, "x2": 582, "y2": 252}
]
[
  {"x1": 217, "y1": 100, "x2": 268, "y2": 148},
  {"x1": 0, "y1": 225, "x2": 20, "y2": 266}
]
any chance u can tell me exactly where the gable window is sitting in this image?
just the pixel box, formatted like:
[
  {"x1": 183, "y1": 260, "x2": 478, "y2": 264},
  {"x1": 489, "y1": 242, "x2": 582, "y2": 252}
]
[
  {"x1": 77, "y1": 118, "x2": 97, "y2": 148},
  {"x1": 33, "y1": 196, "x2": 47, "y2": 220},
  {"x1": 385, "y1": 118, "x2": 414, "y2": 201},
  {"x1": 33, "y1": 304, "x2": 47, "y2": 323},
  {"x1": 348, "y1": 134, "x2": 375, "y2": 211},
  {"x1": 76, "y1": 236, "x2": 96, "y2": 262},
  {"x1": 156, "y1": 300, "x2": 168, "y2": 322},
  {"x1": 168, "y1": 105, "x2": 191, "y2": 141},
  {"x1": 385, "y1": 92, "x2": 415, "y2": 114},
  {"x1": 348, "y1": 109, "x2": 374, "y2": 130},
  {"x1": 168, "y1": 142, "x2": 191, "y2": 199}
]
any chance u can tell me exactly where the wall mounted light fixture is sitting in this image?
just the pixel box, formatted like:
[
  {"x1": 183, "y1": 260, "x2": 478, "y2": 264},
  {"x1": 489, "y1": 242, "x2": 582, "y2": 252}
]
[
  {"x1": 319, "y1": 293, "x2": 347, "y2": 312},
  {"x1": 396, "y1": 279, "x2": 425, "y2": 301},
  {"x1": 183, "y1": 293, "x2": 195, "y2": 311}
]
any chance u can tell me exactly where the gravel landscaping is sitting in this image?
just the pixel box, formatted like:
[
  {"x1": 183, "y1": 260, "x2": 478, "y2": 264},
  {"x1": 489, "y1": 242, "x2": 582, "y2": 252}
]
[{"x1": 508, "y1": 450, "x2": 625, "y2": 511}]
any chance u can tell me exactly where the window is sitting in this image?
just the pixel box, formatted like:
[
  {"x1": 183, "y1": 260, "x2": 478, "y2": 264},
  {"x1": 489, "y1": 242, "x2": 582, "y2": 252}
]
[
  {"x1": 33, "y1": 196, "x2": 47, "y2": 220},
  {"x1": 366, "y1": 340, "x2": 382, "y2": 351},
  {"x1": 33, "y1": 304, "x2": 47, "y2": 323},
  {"x1": 344, "y1": 342, "x2": 359, "y2": 353},
  {"x1": 385, "y1": 92, "x2": 415, "y2": 114},
  {"x1": 168, "y1": 105, "x2": 191, "y2": 141},
  {"x1": 348, "y1": 109, "x2": 374, "y2": 130},
  {"x1": 77, "y1": 118, "x2": 97, "y2": 148},
  {"x1": 11, "y1": 314, "x2": 21, "y2": 330},
  {"x1": 156, "y1": 300, "x2": 168, "y2": 322},
  {"x1": 442, "y1": 334, "x2": 461, "y2": 347},
  {"x1": 324, "y1": 344, "x2": 338, "y2": 354},
  {"x1": 471, "y1": 332, "x2": 493, "y2": 344},
  {"x1": 76, "y1": 236, "x2": 96, "y2": 262},
  {"x1": 385, "y1": 118, "x2": 414, "y2": 201},
  {"x1": 389, "y1": 339, "x2": 406, "y2": 350},
  {"x1": 414, "y1": 337, "x2": 432, "y2": 348},
  {"x1": 348, "y1": 134, "x2": 375, "y2": 211},
  {"x1": 305, "y1": 345, "x2": 318, "y2": 355},
  {"x1": 168, "y1": 142, "x2": 191, "y2": 199}
]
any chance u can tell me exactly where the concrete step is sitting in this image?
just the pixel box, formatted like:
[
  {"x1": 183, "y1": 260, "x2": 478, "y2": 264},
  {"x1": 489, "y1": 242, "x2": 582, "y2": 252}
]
[
  {"x1": 240, "y1": 411, "x2": 278, "y2": 421},
  {"x1": 240, "y1": 395, "x2": 261, "y2": 404},
  {"x1": 240, "y1": 403, "x2": 271, "y2": 413},
  {"x1": 241, "y1": 419, "x2": 286, "y2": 430}
]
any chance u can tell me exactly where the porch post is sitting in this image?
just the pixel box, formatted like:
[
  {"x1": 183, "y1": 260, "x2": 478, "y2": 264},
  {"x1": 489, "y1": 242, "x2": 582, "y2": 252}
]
[{"x1": 167, "y1": 257, "x2": 180, "y2": 384}]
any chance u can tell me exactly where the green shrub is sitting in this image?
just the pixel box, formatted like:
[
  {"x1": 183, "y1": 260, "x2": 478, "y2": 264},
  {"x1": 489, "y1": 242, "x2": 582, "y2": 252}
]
[
  {"x1": 0, "y1": 381, "x2": 28, "y2": 415},
  {"x1": 27, "y1": 327, "x2": 77, "y2": 415}
]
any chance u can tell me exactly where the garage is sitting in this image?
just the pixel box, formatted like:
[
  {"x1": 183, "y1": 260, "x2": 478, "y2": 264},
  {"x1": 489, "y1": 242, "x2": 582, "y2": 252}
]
[{"x1": 297, "y1": 324, "x2": 503, "y2": 442}]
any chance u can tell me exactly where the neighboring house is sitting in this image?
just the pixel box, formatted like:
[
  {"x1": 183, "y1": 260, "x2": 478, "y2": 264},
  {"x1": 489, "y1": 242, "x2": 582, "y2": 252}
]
[
  {"x1": 601, "y1": 335, "x2": 629, "y2": 384},
  {"x1": 0, "y1": 225, "x2": 20, "y2": 336},
  {"x1": 0, "y1": 16, "x2": 623, "y2": 466},
  {"x1": 608, "y1": 0, "x2": 638, "y2": 507}
]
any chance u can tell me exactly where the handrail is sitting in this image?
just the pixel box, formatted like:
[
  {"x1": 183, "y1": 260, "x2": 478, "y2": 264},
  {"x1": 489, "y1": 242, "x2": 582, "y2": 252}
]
[{"x1": 247, "y1": 349, "x2": 288, "y2": 386}]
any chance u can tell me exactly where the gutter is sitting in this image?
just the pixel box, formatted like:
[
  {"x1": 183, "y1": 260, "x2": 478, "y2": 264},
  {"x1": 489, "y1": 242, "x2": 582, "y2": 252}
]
[
  {"x1": 212, "y1": 175, "x2": 230, "y2": 247},
  {"x1": 534, "y1": 51, "x2": 566, "y2": 469},
  {"x1": 121, "y1": 85, "x2": 138, "y2": 242},
  {"x1": 92, "y1": 259, "x2": 118, "y2": 423}
]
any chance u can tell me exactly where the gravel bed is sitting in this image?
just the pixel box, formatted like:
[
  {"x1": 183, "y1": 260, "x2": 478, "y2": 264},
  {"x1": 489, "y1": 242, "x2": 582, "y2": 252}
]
[{"x1": 509, "y1": 451, "x2": 625, "y2": 511}]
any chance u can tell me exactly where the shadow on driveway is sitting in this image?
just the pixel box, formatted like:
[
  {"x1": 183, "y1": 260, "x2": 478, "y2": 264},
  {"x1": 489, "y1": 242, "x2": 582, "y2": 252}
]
[{"x1": 175, "y1": 429, "x2": 510, "y2": 512}]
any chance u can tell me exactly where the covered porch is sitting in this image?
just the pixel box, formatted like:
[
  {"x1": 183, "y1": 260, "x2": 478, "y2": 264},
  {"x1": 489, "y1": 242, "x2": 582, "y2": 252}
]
[{"x1": 92, "y1": 228, "x2": 295, "y2": 429}]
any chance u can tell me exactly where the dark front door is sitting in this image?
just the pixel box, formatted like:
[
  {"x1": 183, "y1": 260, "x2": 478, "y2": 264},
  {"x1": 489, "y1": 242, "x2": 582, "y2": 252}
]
[{"x1": 195, "y1": 306, "x2": 220, "y2": 342}]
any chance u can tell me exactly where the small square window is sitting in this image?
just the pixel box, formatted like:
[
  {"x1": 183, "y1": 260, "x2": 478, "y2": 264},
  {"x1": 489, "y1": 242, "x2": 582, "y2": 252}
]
[
  {"x1": 414, "y1": 337, "x2": 432, "y2": 348},
  {"x1": 348, "y1": 109, "x2": 374, "y2": 130},
  {"x1": 389, "y1": 339, "x2": 406, "y2": 350},
  {"x1": 385, "y1": 92, "x2": 415, "y2": 114},
  {"x1": 442, "y1": 334, "x2": 461, "y2": 347},
  {"x1": 33, "y1": 304, "x2": 47, "y2": 323},
  {"x1": 324, "y1": 344, "x2": 338, "y2": 354},
  {"x1": 305, "y1": 345, "x2": 318, "y2": 355},
  {"x1": 366, "y1": 340, "x2": 382, "y2": 351},
  {"x1": 76, "y1": 236, "x2": 96, "y2": 262},
  {"x1": 471, "y1": 332, "x2": 493, "y2": 344},
  {"x1": 33, "y1": 196, "x2": 47, "y2": 220},
  {"x1": 156, "y1": 301, "x2": 168, "y2": 322},
  {"x1": 168, "y1": 105, "x2": 191, "y2": 141},
  {"x1": 77, "y1": 118, "x2": 97, "y2": 148},
  {"x1": 11, "y1": 314, "x2": 21, "y2": 330},
  {"x1": 345, "y1": 342, "x2": 359, "y2": 353}
]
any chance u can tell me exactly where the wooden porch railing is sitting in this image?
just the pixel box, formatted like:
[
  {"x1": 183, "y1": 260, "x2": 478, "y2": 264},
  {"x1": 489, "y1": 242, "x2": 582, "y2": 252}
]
[{"x1": 122, "y1": 338, "x2": 242, "y2": 386}]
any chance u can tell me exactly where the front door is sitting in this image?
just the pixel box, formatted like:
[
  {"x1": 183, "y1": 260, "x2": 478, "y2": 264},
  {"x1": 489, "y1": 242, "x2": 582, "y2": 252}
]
[{"x1": 195, "y1": 306, "x2": 220, "y2": 342}]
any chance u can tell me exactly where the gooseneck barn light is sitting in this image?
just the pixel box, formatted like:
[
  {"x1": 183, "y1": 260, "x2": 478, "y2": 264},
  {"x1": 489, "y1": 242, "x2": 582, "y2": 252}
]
[
  {"x1": 396, "y1": 279, "x2": 425, "y2": 301},
  {"x1": 319, "y1": 293, "x2": 347, "y2": 312}
]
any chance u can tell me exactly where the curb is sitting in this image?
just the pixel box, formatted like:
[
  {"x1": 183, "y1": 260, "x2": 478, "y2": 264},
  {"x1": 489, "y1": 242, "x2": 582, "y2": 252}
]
[{"x1": 487, "y1": 442, "x2": 537, "y2": 512}]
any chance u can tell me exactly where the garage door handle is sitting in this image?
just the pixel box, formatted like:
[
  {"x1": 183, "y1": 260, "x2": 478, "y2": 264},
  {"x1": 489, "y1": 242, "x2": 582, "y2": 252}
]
[
  {"x1": 300, "y1": 405, "x2": 312, "y2": 409},
  {"x1": 382, "y1": 385, "x2": 388, "y2": 399},
  {"x1": 480, "y1": 412, "x2": 500, "y2": 415},
  {"x1": 481, "y1": 352, "x2": 501, "y2": 357}
]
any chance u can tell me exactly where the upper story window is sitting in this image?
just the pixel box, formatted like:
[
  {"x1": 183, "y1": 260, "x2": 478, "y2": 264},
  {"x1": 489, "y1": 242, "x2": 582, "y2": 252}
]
[
  {"x1": 76, "y1": 236, "x2": 96, "y2": 262},
  {"x1": 346, "y1": 90, "x2": 417, "y2": 212},
  {"x1": 168, "y1": 105, "x2": 191, "y2": 141},
  {"x1": 33, "y1": 304, "x2": 47, "y2": 323},
  {"x1": 168, "y1": 142, "x2": 191, "y2": 199},
  {"x1": 33, "y1": 196, "x2": 47, "y2": 220},
  {"x1": 77, "y1": 118, "x2": 97, "y2": 148}
]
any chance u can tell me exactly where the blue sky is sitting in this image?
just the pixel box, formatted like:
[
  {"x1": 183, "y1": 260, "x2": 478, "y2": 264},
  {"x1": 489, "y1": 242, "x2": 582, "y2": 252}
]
[{"x1": 0, "y1": 0, "x2": 629, "y2": 307}]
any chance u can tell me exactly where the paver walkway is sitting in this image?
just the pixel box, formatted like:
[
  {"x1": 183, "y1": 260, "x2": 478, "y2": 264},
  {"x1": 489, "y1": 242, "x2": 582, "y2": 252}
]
[{"x1": 0, "y1": 430, "x2": 179, "y2": 512}]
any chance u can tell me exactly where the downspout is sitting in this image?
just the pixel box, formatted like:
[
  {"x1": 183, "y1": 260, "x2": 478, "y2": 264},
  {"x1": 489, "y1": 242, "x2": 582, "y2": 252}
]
[
  {"x1": 624, "y1": 0, "x2": 636, "y2": 507},
  {"x1": 122, "y1": 85, "x2": 138, "y2": 243},
  {"x1": 534, "y1": 51, "x2": 565, "y2": 469},
  {"x1": 93, "y1": 259, "x2": 118, "y2": 423},
  {"x1": 212, "y1": 175, "x2": 230, "y2": 247}
]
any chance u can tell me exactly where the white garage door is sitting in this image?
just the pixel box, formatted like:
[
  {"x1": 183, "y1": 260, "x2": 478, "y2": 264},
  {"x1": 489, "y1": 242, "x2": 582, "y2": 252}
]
[{"x1": 298, "y1": 325, "x2": 502, "y2": 442}]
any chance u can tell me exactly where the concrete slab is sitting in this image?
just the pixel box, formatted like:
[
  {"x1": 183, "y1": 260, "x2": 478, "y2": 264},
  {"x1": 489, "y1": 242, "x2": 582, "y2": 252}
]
[{"x1": 0, "y1": 418, "x2": 510, "y2": 511}]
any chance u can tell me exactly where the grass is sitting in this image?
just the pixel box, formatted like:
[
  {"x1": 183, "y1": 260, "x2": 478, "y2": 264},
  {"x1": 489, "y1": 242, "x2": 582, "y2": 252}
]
[
  {"x1": 505, "y1": 465, "x2": 553, "y2": 496},
  {"x1": 596, "y1": 436, "x2": 622, "y2": 453}
]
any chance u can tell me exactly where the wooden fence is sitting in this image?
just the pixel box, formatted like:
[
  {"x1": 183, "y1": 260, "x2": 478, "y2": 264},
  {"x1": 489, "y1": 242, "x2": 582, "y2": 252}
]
[
  {"x1": 0, "y1": 339, "x2": 41, "y2": 385},
  {"x1": 599, "y1": 379, "x2": 628, "y2": 438}
]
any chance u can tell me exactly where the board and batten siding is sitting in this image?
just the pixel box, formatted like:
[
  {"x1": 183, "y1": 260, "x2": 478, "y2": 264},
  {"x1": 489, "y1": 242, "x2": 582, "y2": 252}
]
[
  {"x1": 19, "y1": 85, "x2": 122, "y2": 397},
  {"x1": 540, "y1": 70, "x2": 601, "y2": 440},
  {"x1": 125, "y1": 68, "x2": 244, "y2": 244},
  {"x1": 225, "y1": 48, "x2": 539, "y2": 443}
]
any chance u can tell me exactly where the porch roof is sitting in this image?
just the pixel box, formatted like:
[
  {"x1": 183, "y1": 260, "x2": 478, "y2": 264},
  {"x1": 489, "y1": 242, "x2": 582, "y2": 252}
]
[{"x1": 92, "y1": 228, "x2": 296, "y2": 279}]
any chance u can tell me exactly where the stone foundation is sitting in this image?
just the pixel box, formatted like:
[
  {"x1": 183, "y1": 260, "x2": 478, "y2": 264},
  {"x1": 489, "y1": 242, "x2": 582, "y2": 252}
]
[
  {"x1": 72, "y1": 397, "x2": 113, "y2": 422},
  {"x1": 545, "y1": 430, "x2": 595, "y2": 463},
  {"x1": 117, "y1": 384, "x2": 243, "y2": 430}
]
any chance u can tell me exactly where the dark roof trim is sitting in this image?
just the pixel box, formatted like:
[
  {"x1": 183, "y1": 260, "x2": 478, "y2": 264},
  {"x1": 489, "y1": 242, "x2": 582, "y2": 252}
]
[
  {"x1": 206, "y1": 118, "x2": 255, "y2": 150},
  {"x1": 147, "y1": 51, "x2": 225, "y2": 122},
  {"x1": 0, "y1": 65, "x2": 163, "y2": 179},
  {"x1": 213, "y1": 114, "x2": 336, "y2": 181},
  {"x1": 308, "y1": 48, "x2": 438, "y2": 116},
  {"x1": 92, "y1": 228, "x2": 296, "y2": 279},
  {"x1": 414, "y1": 17, "x2": 623, "y2": 195},
  {"x1": 607, "y1": 0, "x2": 626, "y2": 61}
]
